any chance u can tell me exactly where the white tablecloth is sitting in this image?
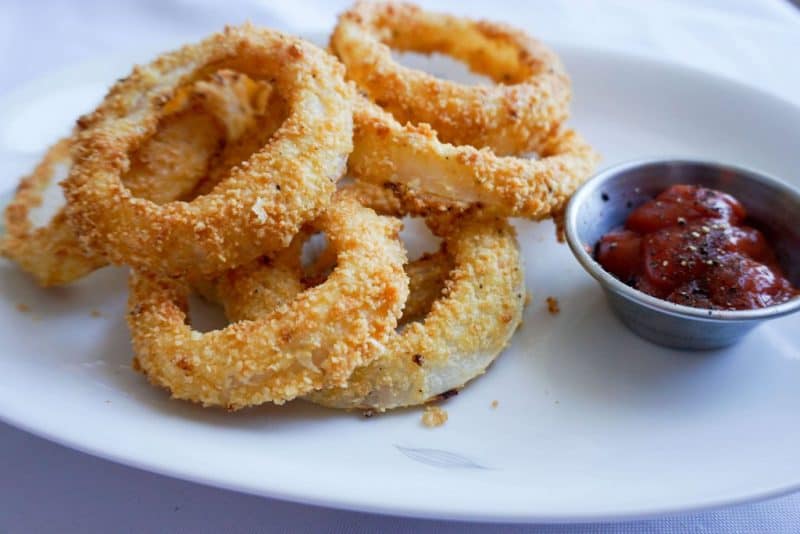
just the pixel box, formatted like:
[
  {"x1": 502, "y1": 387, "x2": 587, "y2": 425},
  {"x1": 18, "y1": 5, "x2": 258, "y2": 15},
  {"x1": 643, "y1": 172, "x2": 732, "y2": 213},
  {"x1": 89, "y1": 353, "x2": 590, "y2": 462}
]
[{"x1": 2, "y1": 1, "x2": 800, "y2": 532}]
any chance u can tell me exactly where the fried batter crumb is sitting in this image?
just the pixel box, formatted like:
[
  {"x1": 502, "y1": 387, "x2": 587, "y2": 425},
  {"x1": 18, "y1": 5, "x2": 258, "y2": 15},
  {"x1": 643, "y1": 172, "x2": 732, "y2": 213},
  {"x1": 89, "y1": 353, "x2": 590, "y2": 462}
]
[
  {"x1": 90, "y1": 309, "x2": 104, "y2": 318},
  {"x1": 16, "y1": 303, "x2": 31, "y2": 313},
  {"x1": 546, "y1": 296, "x2": 560, "y2": 315},
  {"x1": 553, "y1": 212, "x2": 567, "y2": 243},
  {"x1": 491, "y1": 400, "x2": 499, "y2": 409},
  {"x1": 525, "y1": 291, "x2": 532, "y2": 306},
  {"x1": 421, "y1": 406, "x2": 448, "y2": 428}
]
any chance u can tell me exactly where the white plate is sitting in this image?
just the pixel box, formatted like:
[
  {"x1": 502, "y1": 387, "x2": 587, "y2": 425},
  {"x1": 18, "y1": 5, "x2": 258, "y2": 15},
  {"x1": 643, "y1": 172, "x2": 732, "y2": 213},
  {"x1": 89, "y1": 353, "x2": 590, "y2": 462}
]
[{"x1": 1, "y1": 41, "x2": 799, "y2": 523}]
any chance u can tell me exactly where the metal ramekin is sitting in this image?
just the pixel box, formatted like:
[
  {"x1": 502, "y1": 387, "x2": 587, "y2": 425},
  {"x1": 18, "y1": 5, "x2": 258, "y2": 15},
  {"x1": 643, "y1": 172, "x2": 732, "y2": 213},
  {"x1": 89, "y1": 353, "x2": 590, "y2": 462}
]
[{"x1": 564, "y1": 159, "x2": 800, "y2": 350}]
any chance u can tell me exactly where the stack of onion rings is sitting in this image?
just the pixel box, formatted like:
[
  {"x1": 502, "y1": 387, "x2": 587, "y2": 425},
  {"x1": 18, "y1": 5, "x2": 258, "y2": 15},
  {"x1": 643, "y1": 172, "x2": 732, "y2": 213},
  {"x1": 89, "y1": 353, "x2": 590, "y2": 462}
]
[
  {"x1": 1, "y1": 6, "x2": 599, "y2": 417},
  {"x1": 128, "y1": 195, "x2": 408, "y2": 409},
  {"x1": 203, "y1": 189, "x2": 525, "y2": 411},
  {"x1": 187, "y1": 180, "x2": 523, "y2": 411},
  {"x1": 331, "y1": 2, "x2": 599, "y2": 220}
]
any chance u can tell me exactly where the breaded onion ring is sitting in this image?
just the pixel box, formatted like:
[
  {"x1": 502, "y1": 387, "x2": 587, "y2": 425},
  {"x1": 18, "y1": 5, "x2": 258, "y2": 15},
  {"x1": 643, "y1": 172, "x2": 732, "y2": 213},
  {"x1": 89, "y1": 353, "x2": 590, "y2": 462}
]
[
  {"x1": 303, "y1": 246, "x2": 452, "y2": 327},
  {"x1": 332, "y1": 1, "x2": 570, "y2": 154},
  {"x1": 127, "y1": 196, "x2": 409, "y2": 409},
  {"x1": 1, "y1": 140, "x2": 107, "y2": 287},
  {"x1": 214, "y1": 188, "x2": 524, "y2": 411},
  {"x1": 309, "y1": 182, "x2": 454, "y2": 322},
  {"x1": 349, "y1": 97, "x2": 600, "y2": 220},
  {"x1": 1, "y1": 71, "x2": 271, "y2": 286},
  {"x1": 308, "y1": 213, "x2": 524, "y2": 411},
  {"x1": 1, "y1": 98, "x2": 224, "y2": 286},
  {"x1": 64, "y1": 25, "x2": 353, "y2": 277}
]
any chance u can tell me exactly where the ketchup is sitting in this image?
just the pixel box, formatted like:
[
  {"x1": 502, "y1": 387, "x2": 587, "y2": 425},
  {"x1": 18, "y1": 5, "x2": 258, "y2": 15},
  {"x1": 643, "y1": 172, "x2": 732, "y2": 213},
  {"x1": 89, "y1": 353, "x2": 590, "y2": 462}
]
[{"x1": 595, "y1": 185, "x2": 798, "y2": 310}]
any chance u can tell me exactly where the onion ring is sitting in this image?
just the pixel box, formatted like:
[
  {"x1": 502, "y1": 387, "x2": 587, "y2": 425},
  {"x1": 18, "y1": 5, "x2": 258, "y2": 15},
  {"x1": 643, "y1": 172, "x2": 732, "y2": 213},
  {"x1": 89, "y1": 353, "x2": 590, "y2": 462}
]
[
  {"x1": 1, "y1": 139, "x2": 107, "y2": 286},
  {"x1": 209, "y1": 186, "x2": 525, "y2": 411},
  {"x1": 306, "y1": 182, "x2": 454, "y2": 323},
  {"x1": 331, "y1": 1, "x2": 570, "y2": 154},
  {"x1": 63, "y1": 25, "x2": 352, "y2": 277},
  {"x1": 348, "y1": 96, "x2": 599, "y2": 220},
  {"x1": 307, "y1": 212, "x2": 524, "y2": 411},
  {"x1": 1, "y1": 70, "x2": 273, "y2": 286},
  {"x1": 127, "y1": 195, "x2": 409, "y2": 409}
]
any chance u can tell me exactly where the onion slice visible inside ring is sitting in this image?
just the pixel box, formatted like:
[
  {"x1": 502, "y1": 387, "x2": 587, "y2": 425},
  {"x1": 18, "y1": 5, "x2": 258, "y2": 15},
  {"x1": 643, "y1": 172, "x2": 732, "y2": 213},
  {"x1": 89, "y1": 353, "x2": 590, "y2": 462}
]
[
  {"x1": 349, "y1": 96, "x2": 600, "y2": 220},
  {"x1": 63, "y1": 25, "x2": 353, "y2": 277},
  {"x1": 127, "y1": 196, "x2": 409, "y2": 410},
  {"x1": 332, "y1": 1, "x2": 571, "y2": 154}
]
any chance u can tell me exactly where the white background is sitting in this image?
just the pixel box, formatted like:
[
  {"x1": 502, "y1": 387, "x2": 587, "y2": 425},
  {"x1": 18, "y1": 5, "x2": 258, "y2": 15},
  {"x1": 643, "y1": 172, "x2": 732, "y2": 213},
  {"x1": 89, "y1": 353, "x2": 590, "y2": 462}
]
[{"x1": 1, "y1": 1, "x2": 800, "y2": 532}]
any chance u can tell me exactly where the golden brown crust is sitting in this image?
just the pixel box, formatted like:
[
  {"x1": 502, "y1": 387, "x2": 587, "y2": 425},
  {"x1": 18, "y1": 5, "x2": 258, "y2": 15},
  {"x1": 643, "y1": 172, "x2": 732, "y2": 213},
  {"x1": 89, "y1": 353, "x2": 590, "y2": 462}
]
[
  {"x1": 421, "y1": 406, "x2": 448, "y2": 427},
  {"x1": 63, "y1": 25, "x2": 353, "y2": 277},
  {"x1": 192, "y1": 230, "x2": 308, "y2": 323},
  {"x1": 127, "y1": 197, "x2": 409, "y2": 409},
  {"x1": 349, "y1": 96, "x2": 600, "y2": 220},
  {"x1": 185, "y1": 70, "x2": 288, "y2": 198},
  {"x1": 122, "y1": 102, "x2": 225, "y2": 204},
  {"x1": 1, "y1": 139, "x2": 107, "y2": 287},
  {"x1": 302, "y1": 235, "x2": 453, "y2": 328},
  {"x1": 332, "y1": 1, "x2": 571, "y2": 154},
  {"x1": 307, "y1": 213, "x2": 525, "y2": 411},
  {"x1": 1, "y1": 70, "x2": 273, "y2": 286}
]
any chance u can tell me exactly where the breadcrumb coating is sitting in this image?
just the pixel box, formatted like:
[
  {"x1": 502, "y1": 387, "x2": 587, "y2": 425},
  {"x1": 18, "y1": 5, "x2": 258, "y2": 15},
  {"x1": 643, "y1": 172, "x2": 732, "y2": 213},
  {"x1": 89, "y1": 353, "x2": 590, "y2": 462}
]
[
  {"x1": 127, "y1": 197, "x2": 409, "y2": 409},
  {"x1": 308, "y1": 213, "x2": 524, "y2": 411},
  {"x1": 421, "y1": 406, "x2": 448, "y2": 427},
  {"x1": 1, "y1": 70, "x2": 271, "y2": 286},
  {"x1": 349, "y1": 96, "x2": 600, "y2": 220},
  {"x1": 332, "y1": 1, "x2": 570, "y2": 155},
  {"x1": 63, "y1": 25, "x2": 353, "y2": 277}
]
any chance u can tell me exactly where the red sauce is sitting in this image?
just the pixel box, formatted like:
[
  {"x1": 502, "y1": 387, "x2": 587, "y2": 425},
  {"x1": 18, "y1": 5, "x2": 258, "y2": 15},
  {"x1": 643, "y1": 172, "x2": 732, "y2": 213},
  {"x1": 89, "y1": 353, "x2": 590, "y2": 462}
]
[{"x1": 595, "y1": 184, "x2": 798, "y2": 310}]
